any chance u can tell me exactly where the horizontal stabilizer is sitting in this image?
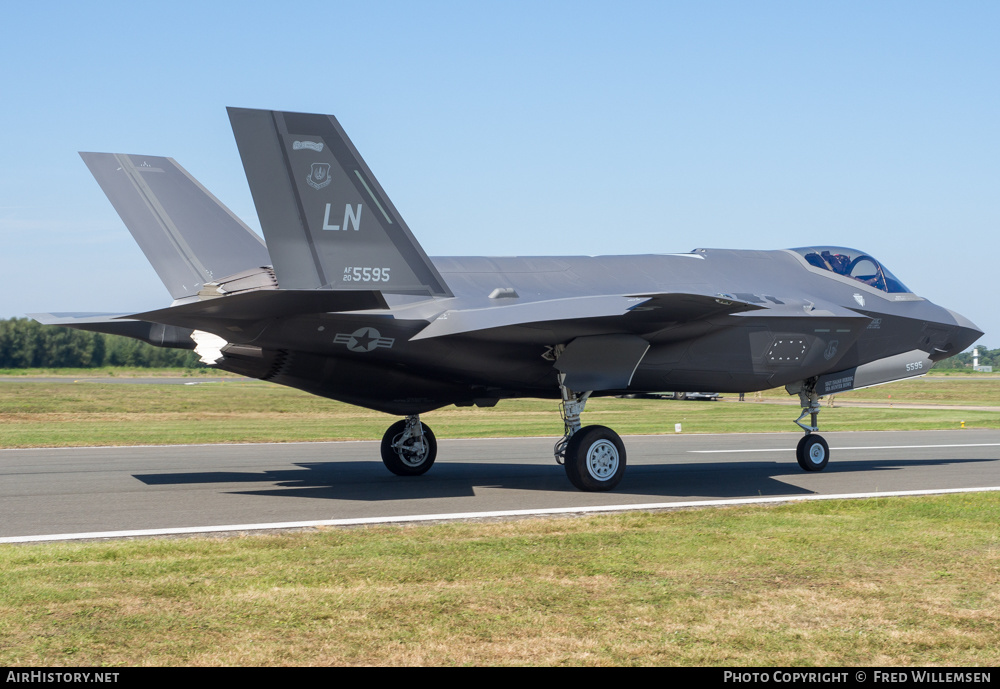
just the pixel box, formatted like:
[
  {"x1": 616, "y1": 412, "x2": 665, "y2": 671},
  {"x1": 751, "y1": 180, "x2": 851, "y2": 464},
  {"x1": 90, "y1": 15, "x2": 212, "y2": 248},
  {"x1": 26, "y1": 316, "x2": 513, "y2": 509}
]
[
  {"x1": 124, "y1": 289, "x2": 389, "y2": 331},
  {"x1": 29, "y1": 312, "x2": 194, "y2": 349},
  {"x1": 80, "y1": 152, "x2": 271, "y2": 300},
  {"x1": 227, "y1": 108, "x2": 451, "y2": 297}
]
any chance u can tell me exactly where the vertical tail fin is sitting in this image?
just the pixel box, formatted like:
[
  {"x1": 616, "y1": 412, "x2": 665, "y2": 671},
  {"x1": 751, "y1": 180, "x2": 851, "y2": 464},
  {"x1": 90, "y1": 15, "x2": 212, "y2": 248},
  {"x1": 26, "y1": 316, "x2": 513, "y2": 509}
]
[
  {"x1": 80, "y1": 152, "x2": 271, "y2": 300},
  {"x1": 227, "y1": 107, "x2": 451, "y2": 297}
]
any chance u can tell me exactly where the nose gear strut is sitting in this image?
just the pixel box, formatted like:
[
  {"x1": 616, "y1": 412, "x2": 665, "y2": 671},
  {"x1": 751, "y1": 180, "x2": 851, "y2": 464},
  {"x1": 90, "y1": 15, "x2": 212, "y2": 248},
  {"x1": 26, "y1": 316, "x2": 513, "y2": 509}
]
[{"x1": 789, "y1": 378, "x2": 830, "y2": 471}]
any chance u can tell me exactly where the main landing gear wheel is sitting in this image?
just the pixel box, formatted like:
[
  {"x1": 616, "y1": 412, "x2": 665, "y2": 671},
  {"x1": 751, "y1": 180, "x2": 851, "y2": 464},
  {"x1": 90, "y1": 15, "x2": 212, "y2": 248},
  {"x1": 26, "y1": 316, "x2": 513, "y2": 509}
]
[
  {"x1": 564, "y1": 425, "x2": 626, "y2": 492},
  {"x1": 796, "y1": 434, "x2": 829, "y2": 472},
  {"x1": 381, "y1": 418, "x2": 437, "y2": 476}
]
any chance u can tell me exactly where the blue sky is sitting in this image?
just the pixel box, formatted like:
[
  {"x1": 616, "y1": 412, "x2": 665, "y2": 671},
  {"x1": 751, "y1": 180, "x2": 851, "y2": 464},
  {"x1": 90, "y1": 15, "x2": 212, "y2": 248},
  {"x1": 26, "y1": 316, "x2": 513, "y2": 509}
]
[{"x1": 2, "y1": 1, "x2": 997, "y2": 346}]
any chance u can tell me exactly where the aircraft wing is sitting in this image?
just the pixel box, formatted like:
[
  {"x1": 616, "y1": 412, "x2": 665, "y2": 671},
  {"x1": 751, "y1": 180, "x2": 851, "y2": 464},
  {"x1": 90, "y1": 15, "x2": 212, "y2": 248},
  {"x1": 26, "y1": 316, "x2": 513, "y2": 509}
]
[
  {"x1": 409, "y1": 292, "x2": 765, "y2": 341},
  {"x1": 731, "y1": 300, "x2": 871, "y2": 322}
]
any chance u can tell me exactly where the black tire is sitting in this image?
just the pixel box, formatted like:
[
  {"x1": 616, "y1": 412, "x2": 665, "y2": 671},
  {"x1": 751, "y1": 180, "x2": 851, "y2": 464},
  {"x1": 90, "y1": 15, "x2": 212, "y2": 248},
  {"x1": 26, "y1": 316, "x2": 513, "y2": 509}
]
[
  {"x1": 381, "y1": 420, "x2": 437, "y2": 476},
  {"x1": 564, "y1": 425, "x2": 626, "y2": 491},
  {"x1": 796, "y1": 434, "x2": 829, "y2": 472}
]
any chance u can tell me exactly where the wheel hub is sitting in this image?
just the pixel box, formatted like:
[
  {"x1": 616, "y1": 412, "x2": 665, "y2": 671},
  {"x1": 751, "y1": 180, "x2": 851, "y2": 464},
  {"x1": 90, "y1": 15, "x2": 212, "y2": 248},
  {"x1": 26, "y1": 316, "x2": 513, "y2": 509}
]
[
  {"x1": 809, "y1": 442, "x2": 826, "y2": 464},
  {"x1": 393, "y1": 434, "x2": 428, "y2": 467},
  {"x1": 586, "y1": 440, "x2": 620, "y2": 480}
]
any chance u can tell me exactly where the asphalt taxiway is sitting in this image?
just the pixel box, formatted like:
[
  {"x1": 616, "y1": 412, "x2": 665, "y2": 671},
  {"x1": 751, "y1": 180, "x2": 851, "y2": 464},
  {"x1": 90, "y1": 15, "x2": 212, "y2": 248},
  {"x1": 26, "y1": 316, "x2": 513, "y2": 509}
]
[{"x1": 2, "y1": 429, "x2": 999, "y2": 542}]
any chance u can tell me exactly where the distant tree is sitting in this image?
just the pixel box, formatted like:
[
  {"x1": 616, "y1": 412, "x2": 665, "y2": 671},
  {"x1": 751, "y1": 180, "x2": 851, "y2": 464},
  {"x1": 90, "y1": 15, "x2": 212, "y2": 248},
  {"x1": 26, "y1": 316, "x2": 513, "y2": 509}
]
[
  {"x1": 0, "y1": 319, "x2": 42, "y2": 368},
  {"x1": 91, "y1": 333, "x2": 106, "y2": 368},
  {"x1": 0, "y1": 318, "x2": 203, "y2": 369},
  {"x1": 933, "y1": 346, "x2": 998, "y2": 370}
]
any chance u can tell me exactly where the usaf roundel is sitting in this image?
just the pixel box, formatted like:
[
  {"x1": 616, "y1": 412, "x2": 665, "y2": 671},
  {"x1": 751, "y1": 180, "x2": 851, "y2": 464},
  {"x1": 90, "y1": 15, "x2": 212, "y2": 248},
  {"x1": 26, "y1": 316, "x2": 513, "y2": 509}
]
[{"x1": 334, "y1": 327, "x2": 395, "y2": 353}]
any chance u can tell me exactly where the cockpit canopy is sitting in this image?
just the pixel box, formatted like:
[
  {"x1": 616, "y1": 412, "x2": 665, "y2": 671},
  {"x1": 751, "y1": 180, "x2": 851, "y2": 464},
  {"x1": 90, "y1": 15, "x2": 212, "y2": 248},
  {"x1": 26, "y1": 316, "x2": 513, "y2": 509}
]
[{"x1": 793, "y1": 247, "x2": 911, "y2": 294}]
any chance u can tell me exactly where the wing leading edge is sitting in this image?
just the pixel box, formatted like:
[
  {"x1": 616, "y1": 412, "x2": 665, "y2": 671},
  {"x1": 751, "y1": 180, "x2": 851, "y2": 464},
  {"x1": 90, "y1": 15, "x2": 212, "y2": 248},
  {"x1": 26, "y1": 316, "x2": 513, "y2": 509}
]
[{"x1": 410, "y1": 292, "x2": 767, "y2": 341}]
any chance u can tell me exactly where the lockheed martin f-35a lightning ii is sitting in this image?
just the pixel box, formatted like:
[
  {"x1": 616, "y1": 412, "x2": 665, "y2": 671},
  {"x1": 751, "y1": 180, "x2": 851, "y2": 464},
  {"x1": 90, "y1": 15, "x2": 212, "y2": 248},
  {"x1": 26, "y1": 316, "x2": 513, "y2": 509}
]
[{"x1": 33, "y1": 108, "x2": 983, "y2": 491}]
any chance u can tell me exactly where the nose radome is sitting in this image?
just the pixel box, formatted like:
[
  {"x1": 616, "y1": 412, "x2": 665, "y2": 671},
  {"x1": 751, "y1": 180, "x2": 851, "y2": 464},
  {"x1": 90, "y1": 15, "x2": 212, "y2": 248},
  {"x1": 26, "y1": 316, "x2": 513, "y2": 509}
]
[{"x1": 942, "y1": 309, "x2": 984, "y2": 357}]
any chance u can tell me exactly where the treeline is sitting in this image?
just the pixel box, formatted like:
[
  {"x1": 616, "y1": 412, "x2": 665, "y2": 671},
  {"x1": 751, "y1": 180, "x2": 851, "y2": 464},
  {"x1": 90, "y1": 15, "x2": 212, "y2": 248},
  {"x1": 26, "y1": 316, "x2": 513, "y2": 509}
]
[
  {"x1": 0, "y1": 318, "x2": 203, "y2": 369},
  {"x1": 933, "y1": 345, "x2": 999, "y2": 370}
]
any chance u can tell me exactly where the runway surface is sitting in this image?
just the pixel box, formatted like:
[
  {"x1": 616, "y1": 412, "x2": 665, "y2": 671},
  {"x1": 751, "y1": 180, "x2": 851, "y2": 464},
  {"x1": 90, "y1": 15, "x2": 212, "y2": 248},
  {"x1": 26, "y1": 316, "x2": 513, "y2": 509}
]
[{"x1": 3, "y1": 429, "x2": 999, "y2": 542}]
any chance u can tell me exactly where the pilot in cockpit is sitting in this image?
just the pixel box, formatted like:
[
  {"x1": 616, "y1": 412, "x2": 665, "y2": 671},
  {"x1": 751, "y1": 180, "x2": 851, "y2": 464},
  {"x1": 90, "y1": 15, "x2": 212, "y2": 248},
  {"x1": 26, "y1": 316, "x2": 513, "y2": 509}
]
[
  {"x1": 820, "y1": 250, "x2": 850, "y2": 276},
  {"x1": 797, "y1": 247, "x2": 910, "y2": 294}
]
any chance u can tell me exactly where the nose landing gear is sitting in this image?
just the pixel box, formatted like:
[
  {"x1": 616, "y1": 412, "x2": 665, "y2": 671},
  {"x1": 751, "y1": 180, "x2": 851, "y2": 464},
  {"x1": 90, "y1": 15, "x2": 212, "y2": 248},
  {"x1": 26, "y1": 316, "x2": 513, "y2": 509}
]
[{"x1": 792, "y1": 380, "x2": 830, "y2": 471}]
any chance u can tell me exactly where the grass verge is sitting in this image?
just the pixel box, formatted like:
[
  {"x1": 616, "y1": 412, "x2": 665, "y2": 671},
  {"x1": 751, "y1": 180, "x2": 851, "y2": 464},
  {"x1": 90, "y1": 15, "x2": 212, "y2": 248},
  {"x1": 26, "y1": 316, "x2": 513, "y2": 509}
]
[
  {"x1": 3, "y1": 371, "x2": 998, "y2": 666},
  {"x1": 2, "y1": 377, "x2": 999, "y2": 448},
  {"x1": 1, "y1": 493, "x2": 998, "y2": 666}
]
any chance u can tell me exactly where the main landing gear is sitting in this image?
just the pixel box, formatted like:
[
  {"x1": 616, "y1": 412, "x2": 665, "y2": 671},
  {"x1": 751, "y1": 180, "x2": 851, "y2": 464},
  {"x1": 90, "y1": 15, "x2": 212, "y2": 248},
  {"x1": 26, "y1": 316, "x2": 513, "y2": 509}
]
[
  {"x1": 554, "y1": 374, "x2": 626, "y2": 491},
  {"x1": 792, "y1": 380, "x2": 829, "y2": 472},
  {"x1": 378, "y1": 378, "x2": 827, "y2": 487},
  {"x1": 378, "y1": 378, "x2": 626, "y2": 491},
  {"x1": 380, "y1": 415, "x2": 437, "y2": 476}
]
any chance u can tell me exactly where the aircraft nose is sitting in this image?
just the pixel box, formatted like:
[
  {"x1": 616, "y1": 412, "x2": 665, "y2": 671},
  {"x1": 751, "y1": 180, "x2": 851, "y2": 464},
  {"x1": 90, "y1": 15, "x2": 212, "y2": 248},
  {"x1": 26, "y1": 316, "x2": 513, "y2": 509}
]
[{"x1": 939, "y1": 309, "x2": 984, "y2": 358}]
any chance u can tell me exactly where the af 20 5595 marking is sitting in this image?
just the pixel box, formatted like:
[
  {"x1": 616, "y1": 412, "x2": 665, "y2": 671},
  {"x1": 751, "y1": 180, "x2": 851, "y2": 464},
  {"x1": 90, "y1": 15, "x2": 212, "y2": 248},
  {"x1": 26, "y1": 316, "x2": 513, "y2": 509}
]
[{"x1": 343, "y1": 267, "x2": 391, "y2": 283}]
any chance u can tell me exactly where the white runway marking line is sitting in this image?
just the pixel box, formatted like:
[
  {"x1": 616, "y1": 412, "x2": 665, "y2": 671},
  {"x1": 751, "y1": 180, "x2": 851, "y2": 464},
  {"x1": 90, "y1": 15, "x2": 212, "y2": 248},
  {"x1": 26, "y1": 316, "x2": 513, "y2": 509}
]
[
  {"x1": 689, "y1": 443, "x2": 1000, "y2": 453},
  {"x1": 3, "y1": 485, "x2": 999, "y2": 544}
]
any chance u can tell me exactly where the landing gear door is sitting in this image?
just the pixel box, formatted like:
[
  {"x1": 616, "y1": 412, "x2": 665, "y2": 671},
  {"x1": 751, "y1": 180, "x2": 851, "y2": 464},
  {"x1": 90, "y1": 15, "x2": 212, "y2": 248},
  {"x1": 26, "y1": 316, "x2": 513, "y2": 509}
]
[
  {"x1": 815, "y1": 349, "x2": 934, "y2": 395},
  {"x1": 554, "y1": 334, "x2": 650, "y2": 392}
]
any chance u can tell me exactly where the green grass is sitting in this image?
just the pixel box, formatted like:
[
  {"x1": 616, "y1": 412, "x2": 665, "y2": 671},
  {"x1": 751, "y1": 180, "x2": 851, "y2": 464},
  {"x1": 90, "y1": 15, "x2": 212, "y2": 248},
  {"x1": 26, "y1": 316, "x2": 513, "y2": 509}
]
[
  {"x1": 1, "y1": 493, "x2": 998, "y2": 666},
  {"x1": 1, "y1": 376, "x2": 999, "y2": 448},
  {"x1": 2, "y1": 370, "x2": 998, "y2": 665},
  {"x1": 0, "y1": 367, "x2": 222, "y2": 377},
  {"x1": 830, "y1": 376, "x2": 1000, "y2": 406}
]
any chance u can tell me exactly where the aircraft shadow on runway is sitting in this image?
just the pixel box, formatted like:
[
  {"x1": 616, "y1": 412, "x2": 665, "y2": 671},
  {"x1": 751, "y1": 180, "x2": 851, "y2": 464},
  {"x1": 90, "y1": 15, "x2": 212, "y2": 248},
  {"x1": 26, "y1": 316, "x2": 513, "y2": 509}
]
[{"x1": 131, "y1": 455, "x2": 997, "y2": 502}]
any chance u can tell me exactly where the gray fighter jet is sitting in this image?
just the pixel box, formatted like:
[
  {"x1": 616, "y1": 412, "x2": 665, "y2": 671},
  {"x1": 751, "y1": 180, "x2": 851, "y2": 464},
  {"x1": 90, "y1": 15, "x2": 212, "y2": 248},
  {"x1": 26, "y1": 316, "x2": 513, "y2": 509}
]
[{"x1": 33, "y1": 108, "x2": 983, "y2": 491}]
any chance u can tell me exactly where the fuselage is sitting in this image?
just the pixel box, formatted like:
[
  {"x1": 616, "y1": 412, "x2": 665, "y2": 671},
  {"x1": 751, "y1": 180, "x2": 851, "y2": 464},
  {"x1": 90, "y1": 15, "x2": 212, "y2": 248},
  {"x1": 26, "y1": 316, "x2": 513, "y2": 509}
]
[{"x1": 212, "y1": 247, "x2": 982, "y2": 415}]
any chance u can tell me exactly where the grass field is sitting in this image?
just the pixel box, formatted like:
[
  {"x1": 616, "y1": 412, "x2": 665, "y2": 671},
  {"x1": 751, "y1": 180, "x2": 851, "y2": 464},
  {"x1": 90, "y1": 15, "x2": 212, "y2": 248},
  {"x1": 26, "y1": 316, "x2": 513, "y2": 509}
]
[
  {"x1": 2, "y1": 372, "x2": 1000, "y2": 448},
  {"x1": 1, "y1": 494, "x2": 998, "y2": 666},
  {"x1": 1, "y1": 370, "x2": 998, "y2": 666}
]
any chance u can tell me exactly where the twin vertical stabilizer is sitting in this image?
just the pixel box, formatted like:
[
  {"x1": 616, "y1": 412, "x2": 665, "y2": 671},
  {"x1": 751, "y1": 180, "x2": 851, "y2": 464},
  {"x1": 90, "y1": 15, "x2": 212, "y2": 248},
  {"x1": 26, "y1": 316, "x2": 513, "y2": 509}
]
[
  {"x1": 80, "y1": 153, "x2": 271, "y2": 300},
  {"x1": 227, "y1": 108, "x2": 451, "y2": 297}
]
